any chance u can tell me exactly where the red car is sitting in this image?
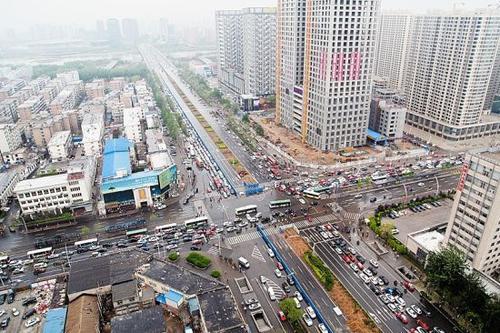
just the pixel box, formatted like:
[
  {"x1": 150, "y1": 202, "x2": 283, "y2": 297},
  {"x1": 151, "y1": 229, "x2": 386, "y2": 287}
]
[
  {"x1": 356, "y1": 262, "x2": 364, "y2": 270},
  {"x1": 276, "y1": 262, "x2": 284, "y2": 271},
  {"x1": 416, "y1": 319, "x2": 430, "y2": 330},
  {"x1": 278, "y1": 310, "x2": 286, "y2": 321},
  {"x1": 403, "y1": 281, "x2": 416, "y2": 292},
  {"x1": 342, "y1": 255, "x2": 351, "y2": 264},
  {"x1": 325, "y1": 224, "x2": 333, "y2": 231},
  {"x1": 395, "y1": 312, "x2": 409, "y2": 324}
]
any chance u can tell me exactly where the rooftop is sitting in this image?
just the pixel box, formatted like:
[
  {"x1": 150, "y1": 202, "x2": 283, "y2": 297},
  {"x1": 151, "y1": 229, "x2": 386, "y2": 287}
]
[
  {"x1": 111, "y1": 305, "x2": 165, "y2": 333},
  {"x1": 112, "y1": 280, "x2": 137, "y2": 302},
  {"x1": 14, "y1": 173, "x2": 68, "y2": 192},
  {"x1": 198, "y1": 287, "x2": 245, "y2": 332},
  {"x1": 123, "y1": 107, "x2": 142, "y2": 125},
  {"x1": 42, "y1": 307, "x2": 67, "y2": 333},
  {"x1": 68, "y1": 249, "x2": 151, "y2": 297},
  {"x1": 0, "y1": 171, "x2": 17, "y2": 194},
  {"x1": 477, "y1": 147, "x2": 500, "y2": 164},
  {"x1": 102, "y1": 138, "x2": 132, "y2": 180},
  {"x1": 411, "y1": 230, "x2": 444, "y2": 253},
  {"x1": 140, "y1": 260, "x2": 222, "y2": 295},
  {"x1": 65, "y1": 295, "x2": 99, "y2": 333},
  {"x1": 48, "y1": 131, "x2": 71, "y2": 147}
]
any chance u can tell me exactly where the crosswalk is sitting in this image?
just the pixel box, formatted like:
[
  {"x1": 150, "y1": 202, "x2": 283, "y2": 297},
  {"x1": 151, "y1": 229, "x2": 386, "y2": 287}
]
[
  {"x1": 226, "y1": 228, "x2": 279, "y2": 245},
  {"x1": 342, "y1": 211, "x2": 361, "y2": 221},
  {"x1": 294, "y1": 214, "x2": 337, "y2": 229},
  {"x1": 207, "y1": 246, "x2": 220, "y2": 256},
  {"x1": 251, "y1": 245, "x2": 266, "y2": 263}
]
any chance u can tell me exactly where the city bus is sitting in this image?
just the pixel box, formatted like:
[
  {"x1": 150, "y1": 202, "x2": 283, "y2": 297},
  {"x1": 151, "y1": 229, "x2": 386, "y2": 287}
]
[
  {"x1": 27, "y1": 247, "x2": 53, "y2": 259},
  {"x1": 126, "y1": 228, "x2": 148, "y2": 238},
  {"x1": 235, "y1": 204, "x2": 258, "y2": 217},
  {"x1": 184, "y1": 216, "x2": 209, "y2": 230},
  {"x1": 155, "y1": 223, "x2": 178, "y2": 234},
  {"x1": 370, "y1": 173, "x2": 387, "y2": 182},
  {"x1": 269, "y1": 199, "x2": 292, "y2": 209},
  {"x1": 312, "y1": 185, "x2": 332, "y2": 194},
  {"x1": 74, "y1": 238, "x2": 98, "y2": 248},
  {"x1": 303, "y1": 189, "x2": 321, "y2": 200}
]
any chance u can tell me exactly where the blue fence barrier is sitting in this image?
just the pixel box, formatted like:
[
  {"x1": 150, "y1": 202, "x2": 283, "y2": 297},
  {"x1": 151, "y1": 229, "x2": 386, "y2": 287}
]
[{"x1": 256, "y1": 225, "x2": 335, "y2": 333}]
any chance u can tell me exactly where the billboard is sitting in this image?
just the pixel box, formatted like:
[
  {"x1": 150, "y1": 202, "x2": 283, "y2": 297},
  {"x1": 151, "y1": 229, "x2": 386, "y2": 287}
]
[
  {"x1": 159, "y1": 165, "x2": 177, "y2": 189},
  {"x1": 101, "y1": 173, "x2": 159, "y2": 194}
]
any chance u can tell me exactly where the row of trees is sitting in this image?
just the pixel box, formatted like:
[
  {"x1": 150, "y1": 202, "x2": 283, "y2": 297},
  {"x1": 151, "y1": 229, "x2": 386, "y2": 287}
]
[
  {"x1": 32, "y1": 61, "x2": 148, "y2": 82},
  {"x1": 425, "y1": 246, "x2": 500, "y2": 332}
]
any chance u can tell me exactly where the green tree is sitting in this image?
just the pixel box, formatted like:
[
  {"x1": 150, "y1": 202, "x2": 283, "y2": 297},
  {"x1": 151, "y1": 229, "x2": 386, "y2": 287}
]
[
  {"x1": 279, "y1": 298, "x2": 303, "y2": 323},
  {"x1": 379, "y1": 223, "x2": 395, "y2": 239},
  {"x1": 242, "y1": 113, "x2": 249, "y2": 123},
  {"x1": 425, "y1": 245, "x2": 468, "y2": 293},
  {"x1": 80, "y1": 226, "x2": 90, "y2": 236},
  {"x1": 254, "y1": 124, "x2": 264, "y2": 136}
]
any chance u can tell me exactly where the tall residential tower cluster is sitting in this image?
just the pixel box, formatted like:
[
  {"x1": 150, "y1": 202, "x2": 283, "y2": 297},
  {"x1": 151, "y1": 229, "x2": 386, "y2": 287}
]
[
  {"x1": 215, "y1": 7, "x2": 276, "y2": 98},
  {"x1": 276, "y1": 0, "x2": 380, "y2": 151}
]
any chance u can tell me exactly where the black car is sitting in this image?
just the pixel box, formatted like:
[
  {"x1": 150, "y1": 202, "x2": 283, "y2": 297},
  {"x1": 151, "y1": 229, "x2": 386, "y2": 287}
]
[
  {"x1": 282, "y1": 282, "x2": 291, "y2": 293},
  {"x1": 355, "y1": 255, "x2": 366, "y2": 264},
  {"x1": 369, "y1": 283, "x2": 381, "y2": 295},
  {"x1": 116, "y1": 242, "x2": 128, "y2": 248},
  {"x1": 22, "y1": 297, "x2": 37, "y2": 307},
  {"x1": 22, "y1": 308, "x2": 36, "y2": 320},
  {"x1": 0, "y1": 294, "x2": 5, "y2": 305},
  {"x1": 380, "y1": 276, "x2": 389, "y2": 285},
  {"x1": 102, "y1": 243, "x2": 114, "y2": 248},
  {"x1": 0, "y1": 317, "x2": 10, "y2": 328},
  {"x1": 190, "y1": 246, "x2": 201, "y2": 251},
  {"x1": 6, "y1": 290, "x2": 15, "y2": 304},
  {"x1": 311, "y1": 201, "x2": 319, "y2": 206}
]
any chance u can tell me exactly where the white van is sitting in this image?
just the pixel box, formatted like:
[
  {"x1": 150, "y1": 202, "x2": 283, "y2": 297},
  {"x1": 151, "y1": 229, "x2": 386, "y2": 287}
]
[
  {"x1": 33, "y1": 263, "x2": 48, "y2": 270},
  {"x1": 268, "y1": 286, "x2": 276, "y2": 301},
  {"x1": 238, "y1": 257, "x2": 250, "y2": 269}
]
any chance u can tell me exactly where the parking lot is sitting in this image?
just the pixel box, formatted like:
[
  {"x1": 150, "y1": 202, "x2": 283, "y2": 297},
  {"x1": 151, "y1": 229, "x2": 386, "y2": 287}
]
[
  {"x1": 0, "y1": 289, "x2": 42, "y2": 333},
  {"x1": 381, "y1": 199, "x2": 453, "y2": 243}
]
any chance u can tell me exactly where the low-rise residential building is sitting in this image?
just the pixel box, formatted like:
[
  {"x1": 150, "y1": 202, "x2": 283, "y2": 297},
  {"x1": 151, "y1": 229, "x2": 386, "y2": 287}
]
[
  {"x1": 81, "y1": 112, "x2": 104, "y2": 156},
  {"x1": 85, "y1": 81, "x2": 105, "y2": 99},
  {"x1": 145, "y1": 129, "x2": 173, "y2": 170},
  {"x1": 369, "y1": 99, "x2": 406, "y2": 140},
  {"x1": 2, "y1": 147, "x2": 28, "y2": 165},
  {"x1": 123, "y1": 107, "x2": 143, "y2": 143},
  {"x1": 0, "y1": 123, "x2": 22, "y2": 155},
  {"x1": 0, "y1": 171, "x2": 19, "y2": 207},
  {"x1": 50, "y1": 86, "x2": 78, "y2": 116},
  {"x1": 17, "y1": 95, "x2": 47, "y2": 121},
  {"x1": 48, "y1": 130, "x2": 72, "y2": 161},
  {"x1": 14, "y1": 157, "x2": 96, "y2": 217},
  {"x1": 108, "y1": 77, "x2": 126, "y2": 92}
]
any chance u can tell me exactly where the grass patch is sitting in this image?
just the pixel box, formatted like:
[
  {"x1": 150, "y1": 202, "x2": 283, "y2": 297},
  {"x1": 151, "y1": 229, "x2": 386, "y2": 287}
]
[
  {"x1": 210, "y1": 270, "x2": 221, "y2": 279},
  {"x1": 168, "y1": 252, "x2": 179, "y2": 261},
  {"x1": 303, "y1": 251, "x2": 334, "y2": 290},
  {"x1": 186, "y1": 252, "x2": 211, "y2": 268}
]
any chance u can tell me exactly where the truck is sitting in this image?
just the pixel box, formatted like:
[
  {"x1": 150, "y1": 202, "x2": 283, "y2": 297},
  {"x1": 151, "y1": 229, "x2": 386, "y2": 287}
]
[{"x1": 270, "y1": 168, "x2": 282, "y2": 180}]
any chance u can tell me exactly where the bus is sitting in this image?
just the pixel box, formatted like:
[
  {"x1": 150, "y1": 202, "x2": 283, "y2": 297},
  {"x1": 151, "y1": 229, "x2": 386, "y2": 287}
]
[
  {"x1": 0, "y1": 255, "x2": 10, "y2": 265},
  {"x1": 155, "y1": 223, "x2": 178, "y2": 234},
  {"x1": 27, "y1": 247, "x2": 53, "y2": 259},
  {"x1": 126, "y1": 228, "x2": 148, "y2": 238},
  {"x1": 312, "y1": 185, "x2": 332, "y2": 194},
  {"x1": 74, "y1": 238, "x2": 98, "y2": 248},
  {"x1": 303, "y1": 189, "x2": 321, "y2": 200},
  {"x1": 269, "y1": 199, "x2": 291, "y2": 209},
  {"x1": 370, "y1": 173, "x2": 387, "y2": 182},
  {"x1": 184, "y1": 216, "x2": 209, "y2": 230},
  {"x1": 235, "y1": 204, "x2": 258, "y2": 217}
]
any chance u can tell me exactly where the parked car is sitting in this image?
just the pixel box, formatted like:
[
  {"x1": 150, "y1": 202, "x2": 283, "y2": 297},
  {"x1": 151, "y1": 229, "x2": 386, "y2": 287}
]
[
  {"x1": 21, "y1": 297, "x2": 37, "y2": 307},
  {"x1": 24, "y1": 317, "x2": 40, "y2": 328},
  {"x1": 6, "y1": 290, "x2": 15, "y2": 304},
  {"x1": 0, "y1": 317, "x2": 10, "y2": 328},
  {"x1": 302, "y1": 313, "x2": 313, "y2": 327},
  {"x1": 396, "y1": 312, "x2": 409, "y2": 324}
]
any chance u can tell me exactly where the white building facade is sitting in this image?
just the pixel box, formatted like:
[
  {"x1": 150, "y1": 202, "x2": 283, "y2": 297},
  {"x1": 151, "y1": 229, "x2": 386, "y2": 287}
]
[
  {"x1": 47, "y1": 130, "x2": 72, "y2": 161},
  {"x1": 443, "y1": 148, "x2": 500, "y2": 277},
  {"x1": 82, "y1": 112, "x2": 105, "y2": 156},
  {"x1": 0, "y1": 123, "x2": 22, "y2": 155},
  {"x1": 123, "y1": 107, "x2": 143, "y2": 143}
]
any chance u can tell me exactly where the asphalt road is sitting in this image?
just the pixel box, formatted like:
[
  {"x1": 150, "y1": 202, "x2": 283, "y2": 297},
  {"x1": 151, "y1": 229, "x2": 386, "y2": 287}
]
[{"x1": 301, "y1": 226, "x2": 454, "y2": 333}]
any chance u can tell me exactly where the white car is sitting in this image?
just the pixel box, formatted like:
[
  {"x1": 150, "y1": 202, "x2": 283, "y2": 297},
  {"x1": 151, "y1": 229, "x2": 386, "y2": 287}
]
[
  {"x1": 11, "y1": 308, "x2": 19, "y2": 316},
  {"x1": 303, "y1": 313, "x2": 313, "y2": 327},
  {"x1": 387, "y1": 303, "x2": 397, "y2": 313},
  {"x1": 411, "y1": 304, "x2": 423, "y2": 315},
  {"x1": 363, "y1": 268, "x2": 373, "y2": 277},
  {"x1": 359, "y1": 273, "x2": 370, "y2": 284},
  {"x1": 23, "y1": 259, "x2": 34, "y2": 266},
  {"x1": 317, "y1": 323, "x2": 328, "y2": 333},
  {"x1": 0, "y1": 310, "x2": 5, "y2": 317},
  {"x1": 369, "y1": 259, "x2": 379, "y2": 268},
  {"x1": 386, "y1": 294, "x2": 395, "y2": 303},
  {"x1": 320, "y1": 232, "x2": 329, "y2": 240},
  {"x1": 259, "y1": 275, "x2": 267, "y2": 284},
  {"x1": 267, "y1": 248, "x2": 275, "y2": 258},
  {"x1": 349, "y1": 263, "x2": 359, "y2": 272},
  {"x1": 24, "y1": 317, "x2": 40, "y2": 328},
  {"x1": 299, "y1": 198, "x2": 306, "y2": 205},
  {"x1": 418, "y1": 182, "x2": 425, "y2": 187},
  {"x1": 335, "y1": 247, "x2": 343, "y2": 255},
  {"x1": 405, "y1": 307, "x2": 417, "y2": 319},
  {"x1": 274, "y1": 269, "x2": 282, "y2": 278},
  {"x1": 294, "y1": 291, "x2": 303, "y2": 302},
  {"x1": 306, "y1": 306, "x2": 317, "y2": 319},
  {"x1": 395, "y1": 296, "x2": 406, "y2": 306}
]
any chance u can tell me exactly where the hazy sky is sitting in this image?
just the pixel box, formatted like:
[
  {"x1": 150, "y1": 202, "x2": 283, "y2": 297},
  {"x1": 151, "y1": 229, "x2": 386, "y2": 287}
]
[{"x1": 0, "y1": 0, "x2": 494, "y2": 31}]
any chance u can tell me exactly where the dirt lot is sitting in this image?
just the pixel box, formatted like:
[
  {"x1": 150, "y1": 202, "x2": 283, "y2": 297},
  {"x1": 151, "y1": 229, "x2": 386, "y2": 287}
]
[
  {"x1": 252, "y1": 115, "x2": 380, "y2": 165},
  {"x1": 284, "y1": 229, "x2": 380, "y2": 333}
]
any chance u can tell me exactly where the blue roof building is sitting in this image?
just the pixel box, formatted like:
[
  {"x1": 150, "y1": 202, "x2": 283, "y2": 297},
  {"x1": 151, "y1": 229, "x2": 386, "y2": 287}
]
[
  {"x1": 102, "y1": 138, "x2": 132, "y2": 180},
  {"x1": 42, "y1": 307, "x2": 67, "y2": 333}
]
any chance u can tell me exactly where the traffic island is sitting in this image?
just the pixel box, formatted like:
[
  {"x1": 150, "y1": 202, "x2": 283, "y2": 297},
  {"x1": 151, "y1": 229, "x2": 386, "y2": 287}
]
[{"x1": 234, "y1": 276, "x2": 253, "y2": 294}]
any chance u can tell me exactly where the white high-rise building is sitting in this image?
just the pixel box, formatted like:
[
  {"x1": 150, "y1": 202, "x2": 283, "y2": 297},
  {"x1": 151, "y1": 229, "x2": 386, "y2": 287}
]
[
  {"x1": 444, "y1": 147, "x2": 500, "y2": 277},
  {"x1": 0, "y1": 123, "x2": 22, "y2": 155},
  {"x1": 82, "y1": 112, "x2": 105, "y2": 157},
  {"x1": 404, "y1": 14, "x2": 500, "y2": 142},
  {"x1": 374, "y1": 14, "x2": 413, "y2": 92},
  {"x1": 276, "y1": 0, "x2": 380, "y2": 151},
  {"x1": 123, "y1": 107, "x2": 143, "y2": 143},
  {"x1": 215, "y1": 7, "x2": 276, "y2": 97}
]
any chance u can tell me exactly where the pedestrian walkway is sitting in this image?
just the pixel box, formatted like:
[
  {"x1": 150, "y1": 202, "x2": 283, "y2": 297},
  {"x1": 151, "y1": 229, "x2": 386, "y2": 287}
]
[
  {"x1": 226, "y1": 228, "x2": 279, "y2": 245},
  {"x1": 251, "y1": 245, "x2": 266, "y2": 263},
  {"x1": 207, "y1": 245, "x2": 220, "y2": 256},
  {"x1": 342, "y1": 211, "x2": 361, "y2": 221},
  {"x1": 294, "y1": 214, "x2": 336, "y2": 229}
]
